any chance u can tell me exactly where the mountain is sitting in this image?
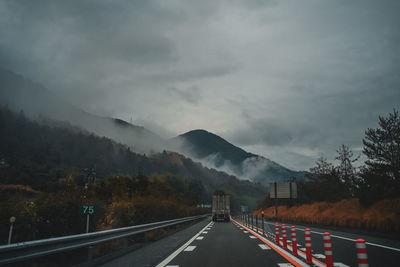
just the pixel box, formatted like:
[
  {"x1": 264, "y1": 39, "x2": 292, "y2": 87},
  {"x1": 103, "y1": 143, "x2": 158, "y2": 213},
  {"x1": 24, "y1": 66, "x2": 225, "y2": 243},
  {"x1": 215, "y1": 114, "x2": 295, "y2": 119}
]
[
  {"x1": 171, "y1": 129, "x2": 306, "y2": 185},
  {"x1": 0, "y1": 107, "x2": 265, "y2": 210},
  {"x1": 0, "y1": 68, "x2": 304, "y2": 186},
  {"x1": 0, "y1": 69, "x2": 164, "y2": 153}
]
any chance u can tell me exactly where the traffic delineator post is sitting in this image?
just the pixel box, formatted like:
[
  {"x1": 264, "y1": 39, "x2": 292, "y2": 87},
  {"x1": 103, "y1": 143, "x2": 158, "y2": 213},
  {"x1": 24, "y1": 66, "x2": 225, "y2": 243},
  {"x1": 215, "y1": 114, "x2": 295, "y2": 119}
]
[
  {"x1": 282, "y1": 224, "x2": 287, "y2": 249},
  {"x1": 305, "y1": 228, "x2": 312, "y2": 265},
  {"x1": 291, "y1": 226, "x2": 297, "y2": 256},
  {"x1": 275, "y1": 222, "x2": 280, "y2": 245},
  {"x1": 356, "y1": 239, "x2": 369, "y2": 267},
  {"x1": 323, "y1": 232, "x2": 333, "y2": 267}
]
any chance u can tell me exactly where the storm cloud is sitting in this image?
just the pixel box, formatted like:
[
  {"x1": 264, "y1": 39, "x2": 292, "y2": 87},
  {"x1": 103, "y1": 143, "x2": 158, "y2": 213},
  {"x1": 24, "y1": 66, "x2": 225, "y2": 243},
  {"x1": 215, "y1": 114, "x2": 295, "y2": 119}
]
[{"x1": 0, "y1": 0, "x2": 399, "y2": 170}]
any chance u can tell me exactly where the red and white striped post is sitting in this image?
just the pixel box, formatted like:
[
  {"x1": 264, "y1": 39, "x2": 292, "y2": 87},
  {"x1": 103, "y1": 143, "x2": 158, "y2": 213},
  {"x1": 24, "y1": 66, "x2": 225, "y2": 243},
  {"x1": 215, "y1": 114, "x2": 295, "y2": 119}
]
[
  {"x1": 323, "y1": 232, "x2": 334, "y2": 267},
  {"x1": 282, "y1": 224, "x2": 287, "y2": 249},
  {"x1": 356, "y1": 239, "x2": 369, "y2": 267},
  {"x1": 275, "y1": 222, "x2": 280, "y2": 245},
  {"x1": 291, "y1": 226, "x2": 297, "y2": 256},
  {"x1": 305, "y1": 228, "x2": 312, "y2": 265}
]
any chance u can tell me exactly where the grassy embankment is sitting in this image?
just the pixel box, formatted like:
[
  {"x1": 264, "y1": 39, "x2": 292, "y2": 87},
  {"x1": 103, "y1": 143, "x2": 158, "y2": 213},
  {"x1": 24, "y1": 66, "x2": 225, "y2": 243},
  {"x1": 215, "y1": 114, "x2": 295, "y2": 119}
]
[{"x1": 256, "y1": 198, "x2": 400, "y2": 233}]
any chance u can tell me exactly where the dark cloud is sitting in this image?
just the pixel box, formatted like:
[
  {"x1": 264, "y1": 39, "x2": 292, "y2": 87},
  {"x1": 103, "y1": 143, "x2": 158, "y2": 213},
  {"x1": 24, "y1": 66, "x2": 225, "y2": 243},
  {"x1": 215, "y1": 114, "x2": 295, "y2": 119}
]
[{"x1": 0, "y1": 0, "x2": 399, "y2": 170}]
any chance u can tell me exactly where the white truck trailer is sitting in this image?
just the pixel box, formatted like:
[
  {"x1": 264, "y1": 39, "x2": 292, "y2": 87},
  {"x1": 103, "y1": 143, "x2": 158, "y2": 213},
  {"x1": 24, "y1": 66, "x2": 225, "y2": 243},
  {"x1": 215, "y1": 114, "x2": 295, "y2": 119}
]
[{"x1": 212, "y1": 191, "x2": 230, "y2": 222}]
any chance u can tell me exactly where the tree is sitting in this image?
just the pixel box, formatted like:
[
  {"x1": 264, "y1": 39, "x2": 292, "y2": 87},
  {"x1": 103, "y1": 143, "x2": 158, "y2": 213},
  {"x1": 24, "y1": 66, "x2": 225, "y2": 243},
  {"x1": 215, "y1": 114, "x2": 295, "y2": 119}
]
[
  {"x1": 335, "y1": 144, "x2": 360, "y2": 195},
  {"x1": 309, "y1": 156, "x2": 334, "y2": 178},
  {"x1": 299, "y1": 157, "x2": 350, "y2": 203},
  {"x1": 361, "y1": 109, "x2": 400, "y2": 201}
]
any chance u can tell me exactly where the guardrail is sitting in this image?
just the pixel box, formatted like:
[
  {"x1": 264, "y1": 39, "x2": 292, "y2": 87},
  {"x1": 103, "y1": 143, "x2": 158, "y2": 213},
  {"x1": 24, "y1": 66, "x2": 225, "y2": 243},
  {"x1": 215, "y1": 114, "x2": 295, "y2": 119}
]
[{"x1": 0, "y1": 214, "x2": 209, "y2": 265}]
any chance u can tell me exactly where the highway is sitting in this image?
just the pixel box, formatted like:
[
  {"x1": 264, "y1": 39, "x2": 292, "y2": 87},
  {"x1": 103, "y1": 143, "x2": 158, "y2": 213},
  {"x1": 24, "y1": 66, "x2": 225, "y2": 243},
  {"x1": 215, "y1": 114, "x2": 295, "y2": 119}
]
[
  {"x1": 156, "y1": 220, "x2": 297, "y2": 267},
  {"x1": 261, "y1": 219, "x2": 400, "y2": 267},
  {"x1": 101, "y1": 217, "x2": 400, "y2": 267}
]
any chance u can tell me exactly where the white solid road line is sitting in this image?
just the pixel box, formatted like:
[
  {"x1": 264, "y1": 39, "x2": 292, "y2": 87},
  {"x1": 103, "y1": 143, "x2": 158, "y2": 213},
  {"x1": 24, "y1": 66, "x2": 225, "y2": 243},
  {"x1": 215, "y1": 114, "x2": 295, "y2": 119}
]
[
  {"x1": 264, "y1": 222, "x2": 400, "y2": 252},
  {"x1": 155, "y1": 221, "x2": 213, "y2": 267}
]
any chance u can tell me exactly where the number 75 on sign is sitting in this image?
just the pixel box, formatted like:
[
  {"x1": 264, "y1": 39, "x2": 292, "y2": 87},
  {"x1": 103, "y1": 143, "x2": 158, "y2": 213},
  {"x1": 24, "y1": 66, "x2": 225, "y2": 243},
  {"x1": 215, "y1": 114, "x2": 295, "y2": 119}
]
[{"x1": 79, "y1": 205, "x2": 99, "y2": 215}]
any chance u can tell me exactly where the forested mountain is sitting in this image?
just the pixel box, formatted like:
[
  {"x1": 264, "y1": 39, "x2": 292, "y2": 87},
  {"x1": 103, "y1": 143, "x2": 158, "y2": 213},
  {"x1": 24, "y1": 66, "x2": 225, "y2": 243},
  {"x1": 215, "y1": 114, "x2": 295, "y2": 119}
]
[
  {"x1": 0, "y1": 68, "x2": 304, "y2": 185},
  {"x1": 171, "y1": 129, "x2": 306, "y2": 185},
  {"x1": 0, "y1": 108, "x2": 265, "y2": 210},
  {"x1": 0, "y1": 69, "x2": 164, "y2": 153}
]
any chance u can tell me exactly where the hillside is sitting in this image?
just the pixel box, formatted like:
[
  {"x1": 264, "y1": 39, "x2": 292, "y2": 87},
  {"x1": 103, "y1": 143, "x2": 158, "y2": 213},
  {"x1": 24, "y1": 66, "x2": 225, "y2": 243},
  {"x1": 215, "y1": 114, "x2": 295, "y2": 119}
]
[
  {"x1": 0, "y1": 107, "x2": 266, "y2": 210},
  {"x1": 171, "y1": 129, "x2": 305, "y2": 184},
  {"x1": 0, "y1": 69, "x2": 305, "y2": 185},
  {"x1": 0, "y1": 69, "x2": 164, "y2": 153}
]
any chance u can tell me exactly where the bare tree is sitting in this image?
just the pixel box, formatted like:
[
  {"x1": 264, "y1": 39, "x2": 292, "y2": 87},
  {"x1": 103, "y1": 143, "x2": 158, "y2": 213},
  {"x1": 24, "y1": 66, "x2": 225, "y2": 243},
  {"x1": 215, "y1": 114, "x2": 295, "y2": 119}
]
[{"x1": 335, "y1": 144, "x2": 359, "y2": 195}]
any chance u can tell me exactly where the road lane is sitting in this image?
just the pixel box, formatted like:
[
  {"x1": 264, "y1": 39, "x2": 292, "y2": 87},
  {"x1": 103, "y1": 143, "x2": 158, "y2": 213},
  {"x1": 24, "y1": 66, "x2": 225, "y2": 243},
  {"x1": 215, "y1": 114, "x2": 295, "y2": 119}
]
[
  {"x1": 158, "y1": 220, "x2": 297, "y2": 267},
  {"x1": 260, "y1": 220, "x2": 400, "y2": 267}
]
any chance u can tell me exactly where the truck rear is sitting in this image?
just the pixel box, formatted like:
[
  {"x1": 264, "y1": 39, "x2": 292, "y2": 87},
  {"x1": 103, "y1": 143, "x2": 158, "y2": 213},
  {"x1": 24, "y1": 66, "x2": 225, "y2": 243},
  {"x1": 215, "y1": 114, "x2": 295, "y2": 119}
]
[{"x1": 212, "y1": 191, "x2": 230, "y2": 222}]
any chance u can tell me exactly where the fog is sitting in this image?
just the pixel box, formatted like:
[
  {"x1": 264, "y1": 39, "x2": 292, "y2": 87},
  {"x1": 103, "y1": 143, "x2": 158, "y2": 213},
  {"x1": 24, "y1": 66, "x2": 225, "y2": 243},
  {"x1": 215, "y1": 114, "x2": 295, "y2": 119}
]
[{"x1": 1, "y1": 0, "x2": 399, "y2": 170}]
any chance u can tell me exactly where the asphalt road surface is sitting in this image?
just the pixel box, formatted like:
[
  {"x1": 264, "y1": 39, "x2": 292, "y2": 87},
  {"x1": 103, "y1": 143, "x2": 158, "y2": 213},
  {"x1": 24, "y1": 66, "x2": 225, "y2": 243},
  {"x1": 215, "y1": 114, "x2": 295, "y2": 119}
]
[
  {"x1": 259, "y1": 219, "x2": 400, "y2": 267},
  {"x1": 156, "y1": 220, "x2": 301, "y2": 267},
  {"x1": 102, "y1": 216, "x2": 399, "y2": 267}
]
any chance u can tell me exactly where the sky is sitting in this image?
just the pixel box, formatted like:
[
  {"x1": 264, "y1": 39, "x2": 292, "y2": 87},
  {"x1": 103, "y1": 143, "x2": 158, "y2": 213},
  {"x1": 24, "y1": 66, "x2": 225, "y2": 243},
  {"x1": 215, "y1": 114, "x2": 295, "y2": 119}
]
[{"x1": 1, "y1": 0, "x2": 399, "y2": 171}]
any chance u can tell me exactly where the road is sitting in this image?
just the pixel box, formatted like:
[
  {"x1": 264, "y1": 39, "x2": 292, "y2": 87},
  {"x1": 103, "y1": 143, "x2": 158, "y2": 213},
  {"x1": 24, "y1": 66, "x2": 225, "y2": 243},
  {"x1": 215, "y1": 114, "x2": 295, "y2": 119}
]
[
  {"x1": 260, "y1": 219, "x2": 400, "y2": 267},
  {"x1": 155, "y1": 218, "x2": 400, "y2": 267},
  {"x1": 156, "y1": 220, "x2": 302, "y2": 267}
]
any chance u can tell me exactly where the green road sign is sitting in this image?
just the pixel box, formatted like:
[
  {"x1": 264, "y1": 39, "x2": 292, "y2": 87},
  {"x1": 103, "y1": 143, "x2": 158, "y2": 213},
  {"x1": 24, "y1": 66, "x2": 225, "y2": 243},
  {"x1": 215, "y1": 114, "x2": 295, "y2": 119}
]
[{"x1": 79, "y1": 205, "x2": 99, "y2": 215}]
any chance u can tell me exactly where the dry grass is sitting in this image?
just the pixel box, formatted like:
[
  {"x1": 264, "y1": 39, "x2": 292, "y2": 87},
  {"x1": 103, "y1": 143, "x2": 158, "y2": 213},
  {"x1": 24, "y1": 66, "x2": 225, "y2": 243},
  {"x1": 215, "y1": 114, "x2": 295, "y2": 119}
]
[{"x1": 256, "y1": 198, "x2": 400, "y2": 233}]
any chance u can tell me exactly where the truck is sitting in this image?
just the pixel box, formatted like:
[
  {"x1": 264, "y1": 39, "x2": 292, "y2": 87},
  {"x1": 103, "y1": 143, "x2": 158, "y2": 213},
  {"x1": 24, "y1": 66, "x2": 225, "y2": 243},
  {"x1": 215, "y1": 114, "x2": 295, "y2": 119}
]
[{"x1": 212, "y1": 190, "x2": 230, "y2": 222}]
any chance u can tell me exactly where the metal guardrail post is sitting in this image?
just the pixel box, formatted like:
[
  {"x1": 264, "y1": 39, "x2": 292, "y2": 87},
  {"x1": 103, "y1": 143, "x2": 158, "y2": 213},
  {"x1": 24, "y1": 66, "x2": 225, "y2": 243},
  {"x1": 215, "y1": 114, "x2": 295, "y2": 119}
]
[
  {"x1": 256, "y1": 215, "x2": 258, "y2": 232},
  {"x1": 87, "y1": 246, "x2": 93, "y2": 261},
  {"x1": 123, "y1": 237, "x2": 128, "y2": 249},
  {"x1": 261, "y1": 212, "x2": 264, "y2": 235}
]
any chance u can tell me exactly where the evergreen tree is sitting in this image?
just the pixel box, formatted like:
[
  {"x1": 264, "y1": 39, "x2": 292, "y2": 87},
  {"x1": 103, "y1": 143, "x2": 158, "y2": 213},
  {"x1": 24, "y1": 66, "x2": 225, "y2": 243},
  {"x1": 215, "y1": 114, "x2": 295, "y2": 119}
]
[{"x1": 362, "y1": 109, "x2": 400, "y2": 196}]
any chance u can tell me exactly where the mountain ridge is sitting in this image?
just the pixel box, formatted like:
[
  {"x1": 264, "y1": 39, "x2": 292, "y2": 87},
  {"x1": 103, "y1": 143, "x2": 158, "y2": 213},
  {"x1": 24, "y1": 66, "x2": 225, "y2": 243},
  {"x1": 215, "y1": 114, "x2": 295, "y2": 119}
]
[
  {"x1": 171, "y1": 128, "x2": 306, "y2": 184},
  {"x1": 0, "y1": 68, "x2": 305, "y2": 185}
]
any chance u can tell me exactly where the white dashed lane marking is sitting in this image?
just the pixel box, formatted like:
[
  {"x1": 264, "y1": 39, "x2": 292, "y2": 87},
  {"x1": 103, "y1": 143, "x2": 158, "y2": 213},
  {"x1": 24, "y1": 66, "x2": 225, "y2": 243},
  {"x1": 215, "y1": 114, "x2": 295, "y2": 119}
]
[
  {"x1": 258, "y1": 244, "x2": 271, "y2": 250},
  {"x1": 334, "y1": 263, "x2": 350, "y2": 267},
  {"x1": 249, "y1": 236, "x2": 257, "y2": 239},
  {"x1": 184, "y1": 246, "x2": 196, "y2": 252},
  {"x1": 202, "y1": 231, "x2": 208, "y2": 234},
  {"x1": 277, "y1": 264, "x2": 294, "y2": 267},
  {"x1": 196, "y1": 236, "x2": 204, "y2": 240},
  {"x1": 243, "y1": 231, "x2": 249, "y2": 233},
  {"x1": 313, "y1": 254, "x2": 325, "y2": 259}
]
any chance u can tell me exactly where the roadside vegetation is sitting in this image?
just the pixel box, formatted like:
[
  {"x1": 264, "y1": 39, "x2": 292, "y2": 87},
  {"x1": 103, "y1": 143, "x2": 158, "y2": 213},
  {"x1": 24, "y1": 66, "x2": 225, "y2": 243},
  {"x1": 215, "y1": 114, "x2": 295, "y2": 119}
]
[
  {"x1": 258, "y1": 109, "x2": 400, "y2": 233},
  {"x1": 0, "y1": 174, "x2": 207, "y2": 244}
]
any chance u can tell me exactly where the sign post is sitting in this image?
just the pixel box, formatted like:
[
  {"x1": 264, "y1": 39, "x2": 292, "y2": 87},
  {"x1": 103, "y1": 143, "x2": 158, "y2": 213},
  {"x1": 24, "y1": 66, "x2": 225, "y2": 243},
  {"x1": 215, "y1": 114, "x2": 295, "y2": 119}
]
[
  {"x1": 269, "y1": 182, "x2": 297, "y2": 220},
  {"x1": 8, "y1": 216, "x2": 15, "y2": 244},
  {"x1": 79, "y1": 205, "x2": 99, "y2": 233}
]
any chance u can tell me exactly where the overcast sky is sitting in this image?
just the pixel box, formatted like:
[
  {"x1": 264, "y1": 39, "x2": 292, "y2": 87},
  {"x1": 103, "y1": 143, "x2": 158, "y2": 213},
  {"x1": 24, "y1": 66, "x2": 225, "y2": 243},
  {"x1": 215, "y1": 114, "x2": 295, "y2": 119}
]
[{"x1": 1, "y1": 0, "x2": 399, "y2": 171}]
